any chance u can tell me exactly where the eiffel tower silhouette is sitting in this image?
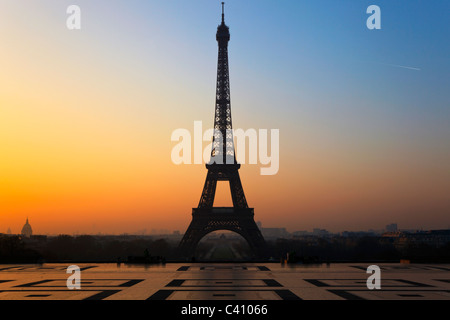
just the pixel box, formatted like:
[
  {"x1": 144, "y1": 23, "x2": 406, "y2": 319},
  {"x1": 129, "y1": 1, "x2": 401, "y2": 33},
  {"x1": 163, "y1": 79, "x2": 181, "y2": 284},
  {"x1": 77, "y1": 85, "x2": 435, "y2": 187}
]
[{"x1": 178, "y1": 3, "x2": 267, "y2": 259}]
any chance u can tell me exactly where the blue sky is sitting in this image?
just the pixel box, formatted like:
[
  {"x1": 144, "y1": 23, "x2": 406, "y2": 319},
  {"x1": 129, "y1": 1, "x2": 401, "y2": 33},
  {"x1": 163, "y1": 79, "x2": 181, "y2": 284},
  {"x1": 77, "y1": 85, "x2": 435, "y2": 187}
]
[{"x1": 1, "y1": 0, "x2": 449, "y2": 233}]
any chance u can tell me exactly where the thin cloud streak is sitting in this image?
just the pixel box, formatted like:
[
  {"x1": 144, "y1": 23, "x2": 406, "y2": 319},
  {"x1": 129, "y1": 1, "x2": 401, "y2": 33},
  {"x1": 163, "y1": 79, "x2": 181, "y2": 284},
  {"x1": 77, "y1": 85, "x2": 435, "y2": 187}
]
[{"x1": 378, "y1": 62, "x2": 421, "y2": 71}]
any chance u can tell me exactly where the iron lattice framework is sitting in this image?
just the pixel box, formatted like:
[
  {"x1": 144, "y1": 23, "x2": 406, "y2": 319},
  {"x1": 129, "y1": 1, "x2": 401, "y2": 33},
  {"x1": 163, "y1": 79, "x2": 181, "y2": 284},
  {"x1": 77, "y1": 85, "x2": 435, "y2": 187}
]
[{"x1": 178, "y1": 3, "x2": 266, "y2": 259}]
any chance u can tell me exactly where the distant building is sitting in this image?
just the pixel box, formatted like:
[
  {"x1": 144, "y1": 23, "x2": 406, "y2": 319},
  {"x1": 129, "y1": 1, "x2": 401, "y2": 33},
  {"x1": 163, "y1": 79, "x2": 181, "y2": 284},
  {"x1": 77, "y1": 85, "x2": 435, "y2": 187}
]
[
  {"x1": 312, "y1": 228, "x2": 329, "y2": 236},
  {"x1": 292, "y1": 229, "x2": 334, "y2": 238},
  {"x1": 292, "y1": 230, "x2": 309, "y2": 236},
  {"x1": 260, "y1": 227, "x2": 289, "y2": 239},
  {"x1": 386, "y1": 223, "x2": 398, "y2": 233},
  {"x1": 382, "y1": 229, "x2": 450, "y2": 249},
  {"x1": 21, "y1": 218, "x2": 33, "y2": 238},
  {"x1": 341, "y1": 231, "x2": 375, "y2": 237},
  {"x1": 7, "y1": 227, "x2": 11, "y2": 235}
]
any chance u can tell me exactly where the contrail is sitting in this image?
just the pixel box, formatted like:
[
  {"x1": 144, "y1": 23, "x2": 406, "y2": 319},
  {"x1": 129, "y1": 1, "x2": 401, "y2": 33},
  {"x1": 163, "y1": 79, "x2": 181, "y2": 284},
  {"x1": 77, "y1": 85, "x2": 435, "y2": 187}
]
[{"x1": 378, "y1": 62, "x2": 421, "y2": 71}]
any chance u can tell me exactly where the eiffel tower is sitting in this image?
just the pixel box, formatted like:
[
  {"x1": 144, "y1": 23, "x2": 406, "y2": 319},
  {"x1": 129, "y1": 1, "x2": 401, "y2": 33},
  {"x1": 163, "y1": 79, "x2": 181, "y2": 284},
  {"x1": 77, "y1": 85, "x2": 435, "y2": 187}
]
[{"x1": 178, "y1": 3, "x2": 267, "y2": 259}]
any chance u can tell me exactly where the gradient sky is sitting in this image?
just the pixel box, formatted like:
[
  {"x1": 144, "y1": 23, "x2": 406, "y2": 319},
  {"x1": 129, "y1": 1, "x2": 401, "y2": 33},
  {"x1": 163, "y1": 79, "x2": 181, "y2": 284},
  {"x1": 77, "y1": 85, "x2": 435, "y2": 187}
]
[{"x1": 1, "y1": 0, "x2": 449, "y2": 235}]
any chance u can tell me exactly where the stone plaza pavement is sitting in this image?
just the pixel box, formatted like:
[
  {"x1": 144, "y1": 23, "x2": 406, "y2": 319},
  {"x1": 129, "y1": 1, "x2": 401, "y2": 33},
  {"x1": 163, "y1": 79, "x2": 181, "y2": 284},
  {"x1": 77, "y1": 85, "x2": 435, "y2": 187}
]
[{"x1": 0, "y1": 263, "x2": 449, "y2": 300}]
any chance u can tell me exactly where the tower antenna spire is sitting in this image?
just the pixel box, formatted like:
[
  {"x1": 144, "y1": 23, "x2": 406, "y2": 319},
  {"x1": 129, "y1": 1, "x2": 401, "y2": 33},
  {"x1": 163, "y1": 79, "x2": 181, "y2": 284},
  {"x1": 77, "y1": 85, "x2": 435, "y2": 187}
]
[{"x1": 222, "y1": 2, "x2": 225, "y2": 23}]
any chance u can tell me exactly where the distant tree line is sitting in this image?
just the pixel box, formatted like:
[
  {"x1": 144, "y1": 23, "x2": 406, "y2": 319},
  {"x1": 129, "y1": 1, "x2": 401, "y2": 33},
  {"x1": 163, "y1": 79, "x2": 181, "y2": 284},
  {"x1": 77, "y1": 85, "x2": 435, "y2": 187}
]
[
  {"x1": 0, "y1": 234, "x2": 174, "y2": 263},
  {"x1": 1, "y1": 234, "x2": 449, "y2": 263},
  {"x1": 0, "y1": 235, "x2": 40, "y2": 263},
  {"x1": 41, "y1": 235, "x2": 173, "y2": 261},
  {"x1": 267, "y1": 236, "x2": 450, "y2": 263}
]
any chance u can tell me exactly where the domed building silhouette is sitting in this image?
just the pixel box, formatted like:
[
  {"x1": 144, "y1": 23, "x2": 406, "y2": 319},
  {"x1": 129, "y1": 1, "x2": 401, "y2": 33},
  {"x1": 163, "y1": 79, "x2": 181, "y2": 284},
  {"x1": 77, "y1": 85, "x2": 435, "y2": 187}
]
[{"x1": 21, "y1": 218, "x2": 33, "y2": 238}]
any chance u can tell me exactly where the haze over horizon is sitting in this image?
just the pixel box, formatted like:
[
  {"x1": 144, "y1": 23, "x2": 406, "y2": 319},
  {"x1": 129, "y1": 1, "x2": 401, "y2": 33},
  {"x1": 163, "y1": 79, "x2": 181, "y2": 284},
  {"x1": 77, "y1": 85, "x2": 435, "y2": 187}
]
[
  {"x1": 3, "y1": 219, "x2": 446, "y2": 237},
  {"x1": 1, "y1": 0, "x2": 449, "y2": 235}
]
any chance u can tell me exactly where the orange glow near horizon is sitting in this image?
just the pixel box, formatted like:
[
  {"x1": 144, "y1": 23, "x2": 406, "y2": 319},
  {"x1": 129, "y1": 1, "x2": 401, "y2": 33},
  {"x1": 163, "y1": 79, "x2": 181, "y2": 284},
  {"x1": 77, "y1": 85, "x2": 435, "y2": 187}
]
[{"x1": 1, "y1": 1, "x2": 449, "y2": 236}]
